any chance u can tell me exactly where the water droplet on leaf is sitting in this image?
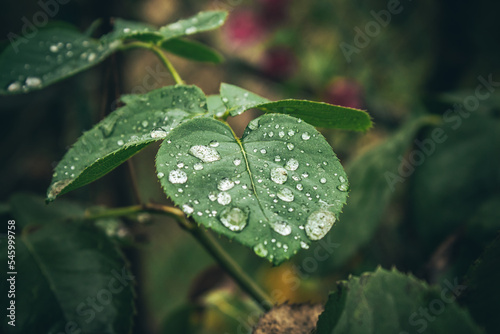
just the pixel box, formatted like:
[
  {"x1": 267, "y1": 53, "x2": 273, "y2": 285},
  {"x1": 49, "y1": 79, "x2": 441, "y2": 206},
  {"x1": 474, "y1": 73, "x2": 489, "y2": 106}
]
[
  {"x1": 305, "y1": 210, "x2": 336, "y2": 240},
  {"x1": 219, "y1": 207, "x2": 248, "y2": 231}
]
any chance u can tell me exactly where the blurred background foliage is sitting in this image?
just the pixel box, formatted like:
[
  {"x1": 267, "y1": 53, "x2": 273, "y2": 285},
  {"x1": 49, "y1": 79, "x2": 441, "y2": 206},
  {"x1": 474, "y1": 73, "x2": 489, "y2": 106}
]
[{"x1": 1, "y1": 0, "x2": 499, "y2": 333}]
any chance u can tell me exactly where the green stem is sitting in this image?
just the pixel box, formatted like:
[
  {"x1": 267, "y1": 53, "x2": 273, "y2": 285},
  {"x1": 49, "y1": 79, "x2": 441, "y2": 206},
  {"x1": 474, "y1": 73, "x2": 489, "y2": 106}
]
[
  {"x1": 119, "y1": 41, "x2": 184, "y2": 85},
  {"x1": 84, "y1": 204, "x2": 274, "y2": 310}
]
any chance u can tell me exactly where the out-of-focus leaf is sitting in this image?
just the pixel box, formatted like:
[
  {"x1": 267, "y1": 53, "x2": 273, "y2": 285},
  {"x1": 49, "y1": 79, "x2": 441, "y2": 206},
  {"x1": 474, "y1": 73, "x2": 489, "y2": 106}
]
[
  {"x1": 220, "y1": 84, "x2": 372, "y2": 131},
  {"x1": 156, "y1": 114, "x2": 349, "y2": 264},
  {"x1": 0, "y1": 222, "x2": 135, "y2": 334},
  {"x1": 411, "y1": 113, "x2": 500, "y2": 251},
  {"x1": 0, "y1": 25, "x2": 121, "y2": 95},
  {"x1": 47, "y1": 85, "x2": 207, "y2": 201},
  {"x1": 161, "y1": 38, "x2": 224, "y2": 63},
  {"x1": 315, "y1": 268, "x2": 483, "y2": 334},
  {"x1": 461, "y1": 237, "x2": 500, "y2": 333},
  {"x1": 325, "y1": 116, "x2": 438, "y2": 268}
]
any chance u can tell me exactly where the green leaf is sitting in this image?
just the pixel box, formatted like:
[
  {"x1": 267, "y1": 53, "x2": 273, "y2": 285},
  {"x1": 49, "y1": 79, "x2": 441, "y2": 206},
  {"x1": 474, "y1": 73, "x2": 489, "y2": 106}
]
[
  {"x1": 9, "y1": 193, "x2": 85, "y2": 229},
  {"x1": 160, "y1": 38, "x2": 224, "y2": 63},
  {"x1": 461, "y1": 237, "x2": 500, "y2": 333},
  {"x1": 220, "y1": 83, "x2": 372, "y2": 131},
  {"x1": 324, "y1": 116, "x2": 439, "y2": 268},
  {"x1": 315, "y1": 268, "x2": 483, "y2": 334},
  {"x1": 106, "y1": 11, "x2": 228, "y2": 44},
  {"x1": 0, "y1": 25, "x2": 121, "y2": 95},
  {"x1": 0, "y1": 222, "x2": 135, "y2": 334},
  {"x1": 206, "y1": 94, "x2": 227, "y2": 117},
  {"x1": 47, "y1": 85, "x2": 208, "y2": 201},
  {"x1": 158, "y1": 11, "x2": 228, "y2": 40},
  {"x1": 155, "y1": 114, "x2": 349, "y2": 265}
]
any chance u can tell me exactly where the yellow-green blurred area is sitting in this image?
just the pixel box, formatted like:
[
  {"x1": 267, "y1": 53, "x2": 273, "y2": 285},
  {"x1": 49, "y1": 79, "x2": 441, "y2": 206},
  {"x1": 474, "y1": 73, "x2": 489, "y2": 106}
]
[{"x1": 1, "y1": 0, "x2": 499, "y2": 333}]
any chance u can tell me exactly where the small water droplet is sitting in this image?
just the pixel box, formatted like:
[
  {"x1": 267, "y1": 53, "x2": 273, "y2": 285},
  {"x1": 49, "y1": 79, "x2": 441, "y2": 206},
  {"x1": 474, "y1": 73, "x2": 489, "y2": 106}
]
[
  {"x1": 277, "y1": 187, "x2": 294, "y2": 202},
  {"x1": 117, "y1": 139, "x2": 124, "y2": 146},
  {"x1": 208, "y1": 192, "x2": 217, "y2": 201},
  {"x1": 169, "y1": 169, "x2": 188, "y2": 184},
  {"x1": 272, "y1": 220, "x2": 292, "y2": 236},
  {"x1": 25, "y1": 77, "x2": 42, "y2": 87},
  {"x1": 182, "y1": 204, "x2": 194, "y2": 215},
  {"x1": 285, "y1": 158, "x2": 299, "y2": 171},
  {"x1": 302, "y1": 132, "x2": 311, "y2": 140},
  {"x1": 305, "y1": 210, "x2": 336, "y2": 240},
  {"x1": 278, "y1": 131, "x2": 285, "y2": 138},
  {"x1": 49, "y1": 44, "x2": 58, "y2": 52},
  {"x1": 337, "y1": 184, "x2": 349, "y2": 192},
  {"x1": 296, "y1": 183, "x2": 304, "y2": 191},
  {"x1": 209, "y1": 140, "x2": 220, "y2": 147},
  {"x1": 287, "y1": 143, "x2": 295, "y2": 150},
  {"x1": 157, "y1": 172, "x2": 165, "y2": 178},
  {"x1": 320, "y1": 178, "x2": 327, "y2": 184},
  {"x1": 193, "y1": 163, "x2": 203, "y2": 170},
  {"x1": 185, "y1": 27, "x2": 197, "y2": 34},
  {"x1": 123, "y1": 28, "x2": 131, "y2": 33},
  {"x1": 151, "y1": 130, "x2": 167, "y2": 138},
  {"x1": 270, "y1": 167, "x2": 288, "y2": 184},
  {"x1": 219, "y1": 207, "x2": 248, "y2": 231},
  {"x1": 88, "y1": 53, "x2": 96, "y2": 62},
  {"x1": 217, "y1": 192, "x2": 232, "y2": 205},
  {"x1": 288, "y1": 130, "x2": 295, "y2": 136},
  {"x1": 218, "y1": 178, "x2": 235, "y2": 191},
  {"x1": 233, "y1": 158, "x2": 241, "y2": 166},
  {"x1": 339, "y1": 176, "x2": 346, "y2": 183},
  {"x1": 300, "y1": 241, "x2": 310, "y2": 249},
  {"x1": 260, "y1": 148, "x2": 267, "y2": 154},
  {"x1": 253, "y1": 243, "x2": 268, "y2": 257},
  {"x1": 189, "y1": 145, "x2": 221, "y2": 163},
  {"x1": 7, "y1": 82, "x2": 21, "y2": 92}
]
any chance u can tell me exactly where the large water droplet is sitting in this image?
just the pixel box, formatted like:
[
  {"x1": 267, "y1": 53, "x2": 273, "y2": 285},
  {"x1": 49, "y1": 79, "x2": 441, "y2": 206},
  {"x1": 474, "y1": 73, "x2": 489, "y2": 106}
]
[
  {"x1": 285, "y1": 158, "x2": 299, "y2": 171},
  {"x1": 305, "y1": 210, "x2": 336, "y2": 240},
  {"x1": 219, "y1": 207, "x2": 248, "y2": 232},
  {"x1": 189, "y1": 145, "x2": 221, "y2": 163},
  {"x1": 271, "y1": 167, "x2": 288, "y2": 184},
  {"x1": 277, "y1": 187, "x2": 294, "y2": 202},
  {"x1": 253, "y1": 243, "x2": 268, "y2": 257},
  {"x1": 218, "y1": 178, "x2": 235, "y2": 191},
  {"x1": 217, "y1": 192, "x2": 232, "y2": 205},
  {"x1": 272, "y1": 220, "x2": 292, "y2": 236},
  {"x1": 169, "y1": 169, "x2": 188, "y2": 184}
]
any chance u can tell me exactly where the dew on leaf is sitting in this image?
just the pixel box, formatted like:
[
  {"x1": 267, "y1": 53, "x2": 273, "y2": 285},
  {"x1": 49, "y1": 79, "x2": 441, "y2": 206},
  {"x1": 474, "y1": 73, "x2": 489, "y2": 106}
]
[
  {"x1": 157, "y1": 172, "x2": 165, "y2": 178},
  {"x1": 217, "y1": 191, "x2": 232, "y2": 205},
  {"x1": 218, "y1": 178, "x2": 235, "y2": 191},
  {"x1": 233, "y1": 158, "x2": 241, "y2": 166},
  {"x1": 117, "y1": 140, "x2": 124, "y2": 146},
  {"x1": 300, "y1": 241, "x2": 310, "y2": 249},
  {"x1": 296, "y1": 183, "x2": 304, "y2": 191},
  {"x1": 305, "y1": 210, "x2": 336, "y2": 240},
  {"x1": 320, "y1": 178, "x2": 327, "y2": 184},
  {"x1": 208, "y1": 192, "x2": 217, "y2": 201},
  {"x1": 151, "y1": 130, "x2": 167, "y2": 138},
  {"x1": 7, "y1": 82, "x2": 21, "y2": 92},
  {"x1": 271, "y1": 221, "x2": 292, "y2": 236},
  {"x1": 277, "y1": 187, "x2": 294, "y2": 202},
  {"x1": 189, "y1": 145, "x2": 221, "y2": 162},
  {"x1": 219, "y1": 207, "x2": 248, "y2": 232},
  {"x1": 25, "y1": 77, "x2": 42, "y2": 87},
  {"x1": 168, "y1": 169, "x2": 188, "y2": 184},
  {"x1": 337, "y1": 184, "x2": 349, "y2": 192},
  {"x1": 182, "y1": 204, "x2": 194, "y2": 215},
  {"x1": 209, "y1": 140, "x2": 220, "y2": 147},
  {"x1": 253, "y1": 243, "x2": 268, "y2": 258},
  {"x1": 285, "y1": 158, "x2": 299, "y2": 171},
  {"x1": 193, "y1": 163, "x2": 203, "y2": 170},
  {"x1": 287, "y1": 143, "x2": 294, "y2": 150},
  {"x1": 302, "y1": 132, "x2": 311, "y2": 140},
  {"x1": 270, "y1": 167, "x2": 288, "y2": 184}
]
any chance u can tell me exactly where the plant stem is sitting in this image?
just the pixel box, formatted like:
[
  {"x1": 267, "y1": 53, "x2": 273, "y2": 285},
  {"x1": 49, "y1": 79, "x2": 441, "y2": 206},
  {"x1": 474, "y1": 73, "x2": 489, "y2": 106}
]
[
  {"x1": 188, "y1": 222, "x2": 273, "y2": 311},
  {"x1": 84, "y1": 204, "x2": 274, "y2": 310},
  {"x1": 118, "y1": 41, "x2": 184, "y2": 85}
]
